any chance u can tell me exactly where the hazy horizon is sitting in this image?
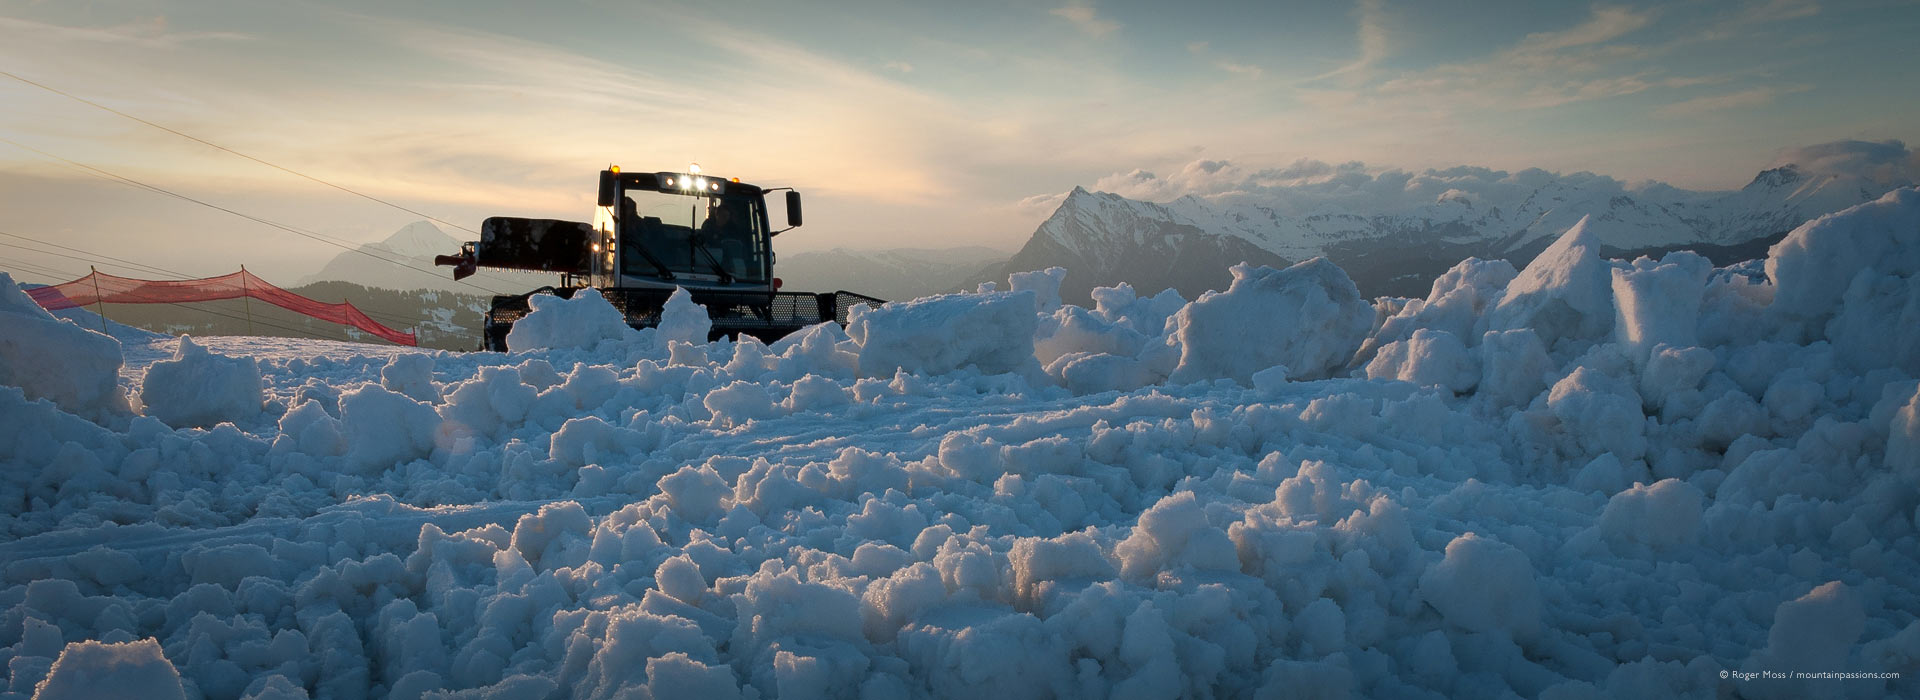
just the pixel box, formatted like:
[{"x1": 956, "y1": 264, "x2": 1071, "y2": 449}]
[{"x1": 2, "y1": 0, "x2": 1917, "y2": 284}]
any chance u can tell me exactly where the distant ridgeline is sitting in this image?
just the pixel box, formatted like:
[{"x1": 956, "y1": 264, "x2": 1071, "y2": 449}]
[{"x1": 980, "y1": 147, "x2": 1917, "y2": 303}]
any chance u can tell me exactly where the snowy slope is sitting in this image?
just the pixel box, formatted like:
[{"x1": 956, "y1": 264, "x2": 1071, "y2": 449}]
[{"x1": 3, "y1": 189, "x2": 1920, "y2": 698}]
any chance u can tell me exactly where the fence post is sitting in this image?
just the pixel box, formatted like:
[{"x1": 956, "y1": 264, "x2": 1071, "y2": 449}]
[
  {"x1": 88, "y1": 266, "x2": 107, "y2": 332},
  {"x1": 239, "y1": 265, "x2": 256, "y2": 336}
]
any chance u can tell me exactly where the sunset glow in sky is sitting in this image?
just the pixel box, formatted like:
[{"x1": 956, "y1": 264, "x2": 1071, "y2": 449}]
[{"x1": 1, "y1": 0, "x2": 1915, "y2": 282}]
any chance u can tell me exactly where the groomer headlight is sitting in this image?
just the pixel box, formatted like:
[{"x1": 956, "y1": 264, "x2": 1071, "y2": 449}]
[{"x1": 655, "y1": 172, "x2": 726, "y2": 194}]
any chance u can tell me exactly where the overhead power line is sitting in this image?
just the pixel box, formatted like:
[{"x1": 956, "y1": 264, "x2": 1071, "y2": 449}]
[
  {"x1": 0, "y1": 135, "x2": 510, "y2": 297},
  {"x1": 1, "y1": 69, "x2": 479, "y2": 236}
]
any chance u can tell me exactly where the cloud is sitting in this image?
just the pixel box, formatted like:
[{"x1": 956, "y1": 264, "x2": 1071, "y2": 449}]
[
  {"x1": 1694, "y1": 0, "x2": 1821, "y2": 41},
  {"x1": 1017, "y1": 191, "x2": 1069, "y2": 214},
  {"x1": 1307, "y1": 0, "x2": 1389, "y2": 82},
  {"x1": 1654, "y1": 86, "x2": 1786, "y2": 117},
  {"x1": 1513, "y1": 5, "x2": 1653, "y2": 54},
  {"x1": 1051, "y1": 2, "x2": 1120, "y2": 37},
  {"x1": 0, "y1": 16, "x2": 253, "y2": 49},
  {"x1": 884, "y1": 61, "x2": 915, "y2": 73},
  {"x1": 1772, "y1": 139, "x2": 1919, "y2": 186},
  {"x1": 1215, "y1": 61, "x2": 1263, "y2": 79}
]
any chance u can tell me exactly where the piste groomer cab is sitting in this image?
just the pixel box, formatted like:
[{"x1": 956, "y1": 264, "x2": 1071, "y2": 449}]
[{"x1": 436, "y1": 165, "x2": 883, "y2": 351}]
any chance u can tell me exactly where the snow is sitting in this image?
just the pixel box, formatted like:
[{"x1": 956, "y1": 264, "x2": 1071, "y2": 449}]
[
  {"x1": 0, "y1": 273, "x2": 130, "y2": 421},
  {"x1": 3, "y1": 190, "x2": 1920, "y2": 698},
  {"x1": 1487, "y1": 215, "x2": 1616, "y2": 348},
  {"x1": 1169, "y1": 258, "x2": 1371, "y2": 383},
  {"x1": 505, "y1": 288, "x2": 638, "y2": 352},
  {"x1": 33, "y1": 639, "x2": 185, "y2": 700},
  {"x1": 138, "y1": 336, "x2": 264, "y2": 429},
  {"x1": 847, "y1": 290, "x2": 1040, "y2": 377}
]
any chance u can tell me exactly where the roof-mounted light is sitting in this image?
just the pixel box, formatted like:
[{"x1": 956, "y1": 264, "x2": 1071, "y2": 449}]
[{"x1": 654, "y1": 171, "x2": 728, "y2": 195}]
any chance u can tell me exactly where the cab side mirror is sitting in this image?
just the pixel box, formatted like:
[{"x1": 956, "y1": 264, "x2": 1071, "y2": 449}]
[
  {"x1": 786, "y1": 190, "x2": 803, "y2": 227},
  {"x1": 597, "y1": 170, "x2": 617, "y2": 207}
]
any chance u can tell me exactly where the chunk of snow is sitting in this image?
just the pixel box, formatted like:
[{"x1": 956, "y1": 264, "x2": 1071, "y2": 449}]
[
  {"x1": 339, "y1": 383, "x2": 442, "y2": 472},
  {"x1": 381, "y1": 353, "x2": 438, "y2": 402},
  {"x1": 1009, "y1": 267, "x2": 1068, "y2": 312},
  {"x1": 1365, "y1": 328, "x2": 1479, "y2": 393},
  {"x1": 1610, "y1": 252, "x2": 1711, "y2": 366},
  {"x1": 0, "y1": 272, "x2": 130, "y2": 420},
  {"x1": 1418, "y1": 533, "x2": 1541, "y2": 639},
  {"x1": 1767, "y1": 187, "x2": 1920, "y2": 344},
  {"x1": 1545, "y1": 365, "x2": 1648, "y2": 462},
  {"x1": 1169, "y1": 259, "x2": 1371, "y2": 383},
  {"x1": 1744, "y1": 581, "x2": 1865, "y2": 697},
  {"x1": 1477, "y1": 328, "x2": 1552, "y2": 408},
  {"x1": 1597, "y1": 478, "x2": 1703, "y2": 553},
  {"x1": 505, "y1": 288, "x2": 635, "y2": 352},
  {"x1": 1361, "y1": 257, "x2": 1517, "y2": 362},
  {"x1": 139, "y1": 336, "x2": 264, "y2": 429},
  {"x1": 34, "y1": 639, "x2": 186, "y2": 700},
  {"x1": 848, "y1": 291, "x2": 1039, "y2": 377},
  {"x1": 1488, "y1": 216, "x2": 1616, "y2": 347},
  {"x1": 658, "y1": 287, "x2": 714, "y2": 346}
]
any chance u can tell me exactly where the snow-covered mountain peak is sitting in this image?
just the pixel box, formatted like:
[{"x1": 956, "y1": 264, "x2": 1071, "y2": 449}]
[
  {"x1": 1744, "y1": 164, "x2": 1803, "y2": 191},
  {"x1": 373, "y1": 221, "x2": 461, "y2": 259},
  {"x1": 1008, "y1": 140, "x2": 1915, "y2": 299}
]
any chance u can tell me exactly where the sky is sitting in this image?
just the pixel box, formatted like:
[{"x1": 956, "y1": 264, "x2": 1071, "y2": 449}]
[{"x1": 0, "y1": 0, "x2": 1916, "y2": 285}]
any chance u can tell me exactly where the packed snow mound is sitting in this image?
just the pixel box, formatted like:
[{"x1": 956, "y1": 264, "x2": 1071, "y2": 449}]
[
  {"x1": 33, "y1": 639, "x2": 186, "y2": 700},
  {"x1": 139, "y1": 336, "x2": 264, "y2": 429},
  {"x1": 1169, "y1": 258, "x2": 1370, "y2": 383},
  {"x1": 1743, "y1": 581, "x2": 1867, "y2": 699},
  {"x1": 1610, "y1": 251, "x2": 1711, "y2": 366},
  {"x1": 849, "y1": 291, "x2": 1040, "y2": 377},
  {"x1": 0, "y1": 273, "x2": 130, "y2": 421},
  {"x1": 1364, "y1": 328, "x2": 1478, "y2": 393},
  {"x1": 1596, "y1": 478, "x2": 1703, "y2": 553},
  {"x1": 1767, "y1": 186, "x2": 1920, "y2": 327},
  {"x1": 1487, "y1": 215, "x2": 1616, "y2": 347},
  {"x1": 1358, "y1": 256, "x2": 1516, "y2": 364},
  {"x1": 1767, "y1": 186, "x2": 1920, "y2": 373},
  {"x1": 506, "y1": 288, "x2": 639, "y2": 352},
  {"x1": 657, "y1": 287, "x2": 713, "y2": 346},
  {"x1": 1418, "y1": 533, "x2": 1542, "y2": 640},
  {"x1": 1009, "y1": 266, "x2": 1068, "y2": 311}
]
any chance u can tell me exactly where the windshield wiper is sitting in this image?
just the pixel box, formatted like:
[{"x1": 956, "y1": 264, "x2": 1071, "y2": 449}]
[
  {"x1": 626, "y1": 239, "x2": 675, "y2": 280},
  {"x1": 691, "y1": 242, "x2": 734, "y2": 284}
]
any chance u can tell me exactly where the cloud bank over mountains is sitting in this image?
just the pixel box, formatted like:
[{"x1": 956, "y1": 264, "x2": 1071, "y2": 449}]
[{"x1": 1085, "y1": 139, "x2": 1919, "y2": 207}]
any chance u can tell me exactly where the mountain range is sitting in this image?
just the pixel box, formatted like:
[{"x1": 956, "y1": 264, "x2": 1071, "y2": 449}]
[{"x1": 989, "y1": 140, "x2": 1917, "y2": 301}]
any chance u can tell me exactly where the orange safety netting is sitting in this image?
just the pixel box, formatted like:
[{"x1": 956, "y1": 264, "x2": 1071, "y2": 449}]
[{"x1": 27, "y1": 269, "x2": 417, "y2": 346}]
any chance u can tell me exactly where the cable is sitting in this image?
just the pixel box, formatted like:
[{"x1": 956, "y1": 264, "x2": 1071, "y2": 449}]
[
  {"x1": 0, "y1": 256, "x2": 78, "y2": 280},
  {"x1": 0, "y1": 136, "x2": 512, "y2": 297},
  {"x1": 0, "y1": 240, "x2": 187, "y2": 279},
  {"x1": 1, "y1": 69, "x2": 480, "y2": 236},
  {"x1": 0, "y1": 231, "x2": 186, "y2": 279}
]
